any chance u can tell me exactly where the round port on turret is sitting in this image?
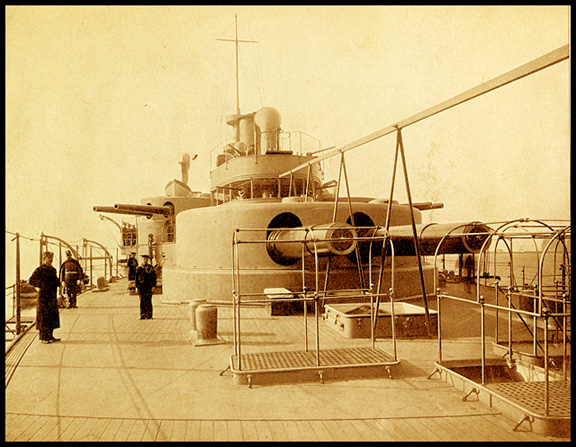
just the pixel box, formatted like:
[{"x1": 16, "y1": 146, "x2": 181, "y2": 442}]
[
  {"x1": 266, "y1": 212, "x2": 303, "y2": 266},
  {"x1": 346, "y1": 212, "x2": 379, "y2": 265}
]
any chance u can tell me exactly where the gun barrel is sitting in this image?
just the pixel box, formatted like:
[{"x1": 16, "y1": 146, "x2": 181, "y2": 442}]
[
  {"x1": 380, "y1": 222, "x2": 492, "y2": 255},
  {"x1": 93, "y1": 205, "x2": 154, "y2": 217},
  {"x1": 267, "y1": 222, "x2": 358, "y2": 263},
  {"x1": 411, "y1": 201, "x2": 444, "y2": 211},
  {"x1": 114, "y1": 203, "x2": 173, "y2": 216}
]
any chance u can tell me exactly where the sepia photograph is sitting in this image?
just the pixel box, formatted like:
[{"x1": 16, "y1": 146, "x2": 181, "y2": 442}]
[{"x1": 6, "y1": 5, "x2": 570, "y2": 441}]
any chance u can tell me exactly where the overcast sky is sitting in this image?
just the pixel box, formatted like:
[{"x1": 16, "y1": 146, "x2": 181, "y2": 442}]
[{"x1": 6, "y1": 5, "x2": 570, "y2": 259}]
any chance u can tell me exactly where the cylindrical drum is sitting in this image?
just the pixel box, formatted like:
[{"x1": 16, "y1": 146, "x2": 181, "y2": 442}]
[
  {"x1": 97, "y1": 277, "x2": 107, "y2": 289},
  {"x1": 196, "y1": 304, "x2": 218, "y2": 340},
  {"x1": 189, "y1": 299, "x2": 207, "y2": 330}
]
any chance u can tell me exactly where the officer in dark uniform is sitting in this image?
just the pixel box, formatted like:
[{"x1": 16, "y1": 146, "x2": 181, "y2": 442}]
[
  {"x1": 29, "y1": 251, "x2": 61, "y2": 343},
  {"x1": 59, "y1": 250, "x2": 84, "y2": 308},
  {"x1": 127, "y1": 252, "x2": 138, "y2": 280},
  {"x1": 135, "y1": 254, "x2": 157, "y2": 319}
]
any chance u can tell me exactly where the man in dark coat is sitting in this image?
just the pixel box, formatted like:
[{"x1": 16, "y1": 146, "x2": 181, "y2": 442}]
[
  {"x1": 135, "y1": 254, "x2": 157, "y2": 319},
  {"x1": 127, "y1": 252, "x2": 138, "y2": 281},
  {"x1": 29, "y1": 251, "x2": 61, "y2": 343},
  {"x1": 59, "y1": 250, "x2": 84, "y2": 308}
]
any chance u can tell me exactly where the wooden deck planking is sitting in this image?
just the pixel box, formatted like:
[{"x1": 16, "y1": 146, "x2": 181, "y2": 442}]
[
  {"x1": 5, "y1": 414, "x2": 42, "y2": 441},
  {"x1": 38, "y1": 417, "x2": 74, "y2": 442},
  {"x1": 111, "y1": 418, "x2": 136, "y2": 441},
  {"x1": 183, "y1": 420, "x2": 202, "y2": 441},
  {"x1": 267, "y1": 420, "x2": 289, "y2": 441},
  {"x1": 281, "y1": 419, "x2": 304, "y2": 441},
  {"x1": 375, "y1": 418, "x2": 415, "y2": 441},
  {"x1": 388, "y1": 417, "x2": 431, "y2": 441},
  {"x1": 440, "y1": 416, "x2": 484, "y2": 441},
  {"x1": 362, "y1": 418, "x2": 395, "y2": 441},
  {"x1": 97, "y1": 418, "x2": 122, "y2": 442},
  {"x1": 57, "y1": 417, "x2": 89, "y2": 441},
  {"x1": 227, "y1": 420, "x2": 244, "y2": 441},
  {"x1": 155, "y1": 419, "x2": 175, "y2": 442},
  {"x1": 128, "y1": 419, "x2": 147, "y2": 441},
  {"x1": 199, "y1": 420, "x2": 214, "y2": 441},
  {"x1": 307, "y1": 420, "x2": 336, "y2": 441},
  {"x1": 319, "y1": 419, "x2": 354, "y2": 441},
  {"x1": 5, "y1": 414, "x2": 571, "y2": 442},
  {"x1": 479, "y1": 414, "x2": 555, "y2": 442},
  {"x1": 254, "y1": 419, "x2": 274, "y2": 441},
  {"x1": 6, "y1": 283, "x2": 571, "y2": 443},
  {"x1": 240, "y1": 420, "x2": 259, "y2": 441},
  {"x1": 212, "y1": 420, "x2": 229, "y2": 442},
  {"x1": 453, "y1": 414, "x2": 504, "y2": 441},
  {"x1": 82, "y1": 416, "x2": 113, "y2": 441},
  {"x1": 5, "y1": 414, "x2": 33, "y2": 441},
  {"x1": 141, "y1": 419, "x2": 161, "y2": 441},
  {"x1": 294, "y1": 420, "x2": 320, "y2": 441},
  {"x1": 333, "y1": 418, "x2": 366, "y2": 441},
  {"x1": 72, "y1": 416, "x2": 106, "y2": 442},
  {"x1": 26, "y1": 416, "x2": 60, "y2": 442},
  {"x1": 417, "y1": 416, "x2": 463, "y2": 441},
  {"x1": 170, "y1": 420, "x2": 188, "y2": 441},
  {"x1": 348, "y1": 419, "x2": 384, "y2": 441},
  {"x1": 405, "y1": 416, "x2": 446, "y2": 441}
]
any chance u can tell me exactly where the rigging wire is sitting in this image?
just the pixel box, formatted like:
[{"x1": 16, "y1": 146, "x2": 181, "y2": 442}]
[
  {"x1": 5, "y1": 230, "x2": 38, "y2": 242},
  {"x1": 215, "y1": 17, "x2": 236, "y2": 119},
  {"x1": 255, "y1": 41, "x2": 266, "y2": 108},
  {"x1": 5, "y1": 229, "x2": 119, "y2": 253}
]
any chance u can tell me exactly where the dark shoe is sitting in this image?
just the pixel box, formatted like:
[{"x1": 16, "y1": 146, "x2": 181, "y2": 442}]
[
  {"x1": 51, "y1": 338, "x2": 61, "y2": 342},
  {"x1": 140, "y1": 317, "x2": 145, "y2": 320},
  {"x1": 67, "y1": 306, "x2": 73, "y2": 309}
]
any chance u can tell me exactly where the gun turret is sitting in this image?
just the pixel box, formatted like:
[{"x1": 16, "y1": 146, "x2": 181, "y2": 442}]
[{"x1": 93, "y1": 204, "x2": 173, "y2": 217}]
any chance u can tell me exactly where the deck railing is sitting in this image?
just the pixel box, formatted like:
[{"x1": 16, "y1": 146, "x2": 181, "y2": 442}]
[
  {"x1": 231, "y1": 225, "x2": 398, "y2": 372},
  {"x1": 5, "y1": 230, "x2": 125, "y2": 342},
  {"x1": 432, "y1": 218, "x2": 571, "y2": 417}
]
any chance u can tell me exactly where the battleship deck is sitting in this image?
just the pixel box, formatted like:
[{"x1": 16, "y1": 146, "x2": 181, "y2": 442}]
[{"x1": 5, "y1": 279, "x2": 569, "y2": 441}]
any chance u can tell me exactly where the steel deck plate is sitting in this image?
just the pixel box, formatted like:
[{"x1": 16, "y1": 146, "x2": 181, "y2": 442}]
[
  {"x1": 485, "y1": 381, "x2": 571, "y2": 418},
  {"x1": 231, "y1": 347, "x2": 397, "y2": 372}
]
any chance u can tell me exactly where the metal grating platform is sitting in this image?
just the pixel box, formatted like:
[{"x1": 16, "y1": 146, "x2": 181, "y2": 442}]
[
  {"x1": 231, "y1": 347, "x2": 397, "y2": 372},
  {"x1": 486, "y1": 381, "x2": 571, "y2": 417}
]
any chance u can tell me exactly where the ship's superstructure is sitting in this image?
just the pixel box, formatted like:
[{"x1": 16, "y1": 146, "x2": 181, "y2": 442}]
[{"x1": 93, "y1": 19, "x2": 469, "y2": 304}]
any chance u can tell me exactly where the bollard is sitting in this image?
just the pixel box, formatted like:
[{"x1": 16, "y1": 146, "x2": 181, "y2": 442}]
[
  {"x1": 189, "y1": 299, "x2": 207, "y2": 331},
  {"x1": 196, "y1": 305, "x2": 218, "y2": 340}
]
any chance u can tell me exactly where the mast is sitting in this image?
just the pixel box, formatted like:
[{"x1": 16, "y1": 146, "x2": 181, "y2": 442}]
[
  {"x1": 216, "y1": 15, "x2": 257, "y2": 118},
  {"x1": 235, "y1": 14, "x2": 239, "y2": 115}
]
